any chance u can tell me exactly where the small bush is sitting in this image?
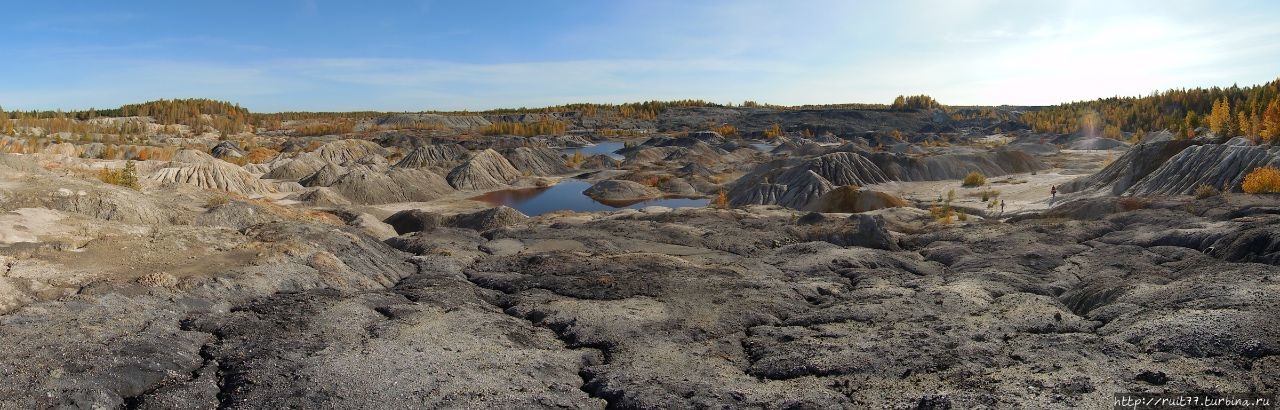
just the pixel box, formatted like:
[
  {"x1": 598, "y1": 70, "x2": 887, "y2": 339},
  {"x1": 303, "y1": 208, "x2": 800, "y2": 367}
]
[
  {"x1": 565, "y1": 151, "x2": 586, "y2": 168},
  {"x1": 1117, "y1": 197, "x2": 1150, "y2": 211},
  {"x1": 244, "y1": 147, "x2": 280, "y2": 164},
  {"x1": 711, "y1": 190, "x2": 729, "y2": 209},
  {"x1": 1193, "y1": 183, "x2": 1220, "y2": 199},
  {"x1": 962, "y1": 171, "x2": 986, "y2": 187},
  {"x1": 1242, "y1": 165, "x2": 1280, "y2": 194},
  {"x1": 99, "y1": 161, "x2": 140, "y2": 190},
  {"x1": 206, "y1": 195, "x2": 229, "y2": 209}
]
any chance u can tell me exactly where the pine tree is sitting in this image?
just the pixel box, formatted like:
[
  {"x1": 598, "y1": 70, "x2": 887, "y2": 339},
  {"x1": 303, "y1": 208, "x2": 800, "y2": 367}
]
[{"x1": 1262, "y1": 99, "x2": 1280, "y2": 143}]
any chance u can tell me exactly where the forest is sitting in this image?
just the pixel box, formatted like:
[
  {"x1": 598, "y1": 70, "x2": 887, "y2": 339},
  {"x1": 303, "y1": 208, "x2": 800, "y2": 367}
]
[{"x1": 1022, "y1": 79, "x2": 1280, "y2": 142}]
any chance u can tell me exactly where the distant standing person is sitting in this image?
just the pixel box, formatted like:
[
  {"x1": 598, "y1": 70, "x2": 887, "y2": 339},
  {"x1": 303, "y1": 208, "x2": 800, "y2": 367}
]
[
  {"x1": 1051, "y1": 185, "x2": 1057, "y2": 201},
  {"x1": 1000, "y1": 200, "x2": 1005, "y2": 216}
]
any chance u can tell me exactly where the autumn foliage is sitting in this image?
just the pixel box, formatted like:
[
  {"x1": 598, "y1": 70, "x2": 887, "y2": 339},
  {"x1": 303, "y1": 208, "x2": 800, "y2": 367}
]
[{"x1": 1242, "y1": 166, "x2": 1280, "y2": 194}]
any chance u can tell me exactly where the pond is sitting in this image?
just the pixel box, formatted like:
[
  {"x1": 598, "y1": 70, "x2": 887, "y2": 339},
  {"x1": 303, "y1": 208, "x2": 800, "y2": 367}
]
[
  {"x1": 750, "y1": 142, "x2": 777, "y2": 152},
  {"x1": 471, "y1": 179, "x2": 709, "y2": 216},
  {"x1": 561, "y1": 142, "x2": 625, "y2": 160}
]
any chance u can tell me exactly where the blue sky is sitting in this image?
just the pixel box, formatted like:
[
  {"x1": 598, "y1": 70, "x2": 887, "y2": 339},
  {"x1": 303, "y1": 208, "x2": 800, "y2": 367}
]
[{"x1": 3, "y1": 0, "x2": 1279, "y2": 112}]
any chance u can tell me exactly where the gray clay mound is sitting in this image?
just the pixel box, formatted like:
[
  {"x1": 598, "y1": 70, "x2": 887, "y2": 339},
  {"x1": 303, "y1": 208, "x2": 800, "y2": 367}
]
[
  {"x1": 299, "y1": 163, "x2": 349, "y2": 187},
  {"x1": 149, "y1": 150, "x2": 278, "y2": 195},
  {"x1": 580, "y1": 154, "x2": 621, "y2": 170},
  {"x1": 1126, "y1": 142, "x2": 1280, "y2": 196},
  {"x1": 783, "y1": 152, "x2": 891, "y2": 187},
  {"x1": 263, "y1": 140, "x2": 390, "y2": 181},
  {"x1": 503, "y1": 147, "x2": 571, "y2": 176},
  {"x1": 328, "y1": 167, "x2": 453, "y2": 205},
  {"x1": 288, "y1": 187, "x2": 353, "y2": 207},
  {"x1": 313, "y1": 139, "x2": 389, "y2": 165},
  {"x1": 1060, "y1": 140, "x2": 1202, "y2": 195},
  {"x1": 446, "y1": 149, "x2": 522, "y2": 190},
  {"x1": 775, "y1": 170, "x2": 837, "y2": 209},
  {"x1": 211, "y1": 140, "x2": 246, "y2": 159},
  {"x1": 583, "y1": 180, "x2": 664, "y2": 203},
  {"x1": 867, "y1": 149, "x2": 1045, "y2": 181},
  {"x1": 445, "y1": 206, "x2": 529, "y2": 231},
  {"x1": 394, "y1": 144, "x2": 469, "y2": 169}
]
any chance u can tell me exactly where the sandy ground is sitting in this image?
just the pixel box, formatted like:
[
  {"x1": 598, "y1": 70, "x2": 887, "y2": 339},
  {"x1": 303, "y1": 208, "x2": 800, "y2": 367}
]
[{"x1": 866, "y1": 149, "x2": 1115, "y2": 218}]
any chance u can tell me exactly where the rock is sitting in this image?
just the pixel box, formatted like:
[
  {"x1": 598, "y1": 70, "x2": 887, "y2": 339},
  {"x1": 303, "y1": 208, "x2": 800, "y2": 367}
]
[
  {"x1": 796, "y1": 212, "x2": 826, "y2": 225},
  {"x1": 582, "y1": 180, "x2": 663, "y2": 203},
  {"x1": 850, "y1": 214, "x2": 900, "y2": 251},
  {"x1": 805, "y1": 185, "x2": 908, "y2": 213},
  {"x1": 446, "y1": 206, "x2": 528, "y2": 231},
  {"x1": 1135, "y1": 370, "x2": 1167, "y2": 385},
  {"x1": 384, "y1": 209, "x2": 444, "y2": 235},
  {"x1": 446, "y1": 149, "x2": 522, "y2": 190}
]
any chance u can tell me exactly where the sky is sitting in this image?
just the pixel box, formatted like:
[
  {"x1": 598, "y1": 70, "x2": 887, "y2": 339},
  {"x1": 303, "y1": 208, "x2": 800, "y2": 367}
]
[{"x1": 3, "y1": 0, "x2": 1279, "y2": 112}]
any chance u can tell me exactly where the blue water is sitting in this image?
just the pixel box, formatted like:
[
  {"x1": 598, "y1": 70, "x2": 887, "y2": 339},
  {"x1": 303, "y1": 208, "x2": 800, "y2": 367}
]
[
  {"x1": 561, "y1": 142, "x2": 625, "y2": 160},
  {"x1": 473, "y1": 179, "x2": 709, "y2": 216},
  {"x1": 750, "y1": 143, "x2": 777, "y2": 152}
]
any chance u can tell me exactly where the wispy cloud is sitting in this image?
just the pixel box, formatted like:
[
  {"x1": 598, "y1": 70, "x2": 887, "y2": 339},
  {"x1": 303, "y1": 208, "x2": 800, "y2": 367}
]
[{"x1": 2, "y1": 0, "x2": 1277, "y2": 111}]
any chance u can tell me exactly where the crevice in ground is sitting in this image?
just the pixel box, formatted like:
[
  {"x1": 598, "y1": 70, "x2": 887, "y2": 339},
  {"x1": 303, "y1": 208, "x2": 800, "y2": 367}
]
[
  {"x1": 178, "y1": 319, "x2": 235, "y2": 410},
  {"x1": 458, "y1": 268, "x2": 618, "y2": 408},
  {"x1": 119, "y1": 319, "x2": 229, "y2": 410}
]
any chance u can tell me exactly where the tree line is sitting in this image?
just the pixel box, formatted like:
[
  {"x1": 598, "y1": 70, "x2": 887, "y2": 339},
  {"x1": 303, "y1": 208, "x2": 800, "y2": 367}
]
[{"x1": 1022, "y1": 78, "x2": 1280, "y2": 143}]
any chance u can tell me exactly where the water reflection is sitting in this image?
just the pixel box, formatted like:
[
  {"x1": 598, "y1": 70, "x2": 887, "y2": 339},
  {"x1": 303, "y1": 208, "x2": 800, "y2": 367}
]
[
  {"x1": 561, "y1": 142, "x2": 625, "y2": 160},
  {"x1": 750, "y1": 143, "x2": 777, "y2": 152},
  {"x1": 471, "y1": 179, "x2": 709, "y2": 216}
]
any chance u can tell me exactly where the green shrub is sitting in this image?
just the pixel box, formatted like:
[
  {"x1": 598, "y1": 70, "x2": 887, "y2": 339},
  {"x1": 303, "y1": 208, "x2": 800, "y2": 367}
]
[
  {"x1": 962, "y1": 171, "x2": 986, "y2": 187},
  {"x1": 99, "y1": 161, "x2": 140, "y2": 190}
]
